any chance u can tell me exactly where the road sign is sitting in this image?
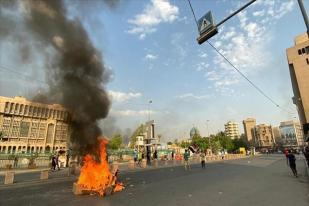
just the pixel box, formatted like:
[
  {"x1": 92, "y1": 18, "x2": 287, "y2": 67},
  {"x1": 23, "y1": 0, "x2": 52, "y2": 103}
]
[{"x1": 197, "y1": 11, "x2": 215, "y2": 35}]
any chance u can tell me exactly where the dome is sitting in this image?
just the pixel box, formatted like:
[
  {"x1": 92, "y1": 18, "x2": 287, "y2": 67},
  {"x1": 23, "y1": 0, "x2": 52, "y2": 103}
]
[{"x1": 190, "y1": 127, "x2": 200, "y2": 138}]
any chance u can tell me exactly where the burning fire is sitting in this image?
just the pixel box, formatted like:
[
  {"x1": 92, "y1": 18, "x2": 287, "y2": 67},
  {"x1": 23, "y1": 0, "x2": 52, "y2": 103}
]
[{"x1": 77, "y1": 138, "x2": 124, "y2": 196}]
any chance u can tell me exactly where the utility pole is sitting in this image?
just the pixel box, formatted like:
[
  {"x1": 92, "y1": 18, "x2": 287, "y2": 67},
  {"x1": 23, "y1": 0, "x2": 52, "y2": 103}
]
[{"x1": 297, "y1": 0, "x2": 309, "y2": 32}]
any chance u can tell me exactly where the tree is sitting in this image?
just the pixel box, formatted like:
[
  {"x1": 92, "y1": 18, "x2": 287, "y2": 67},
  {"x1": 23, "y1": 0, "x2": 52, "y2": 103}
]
[
  {"x1": 180, "y1": 140, "x2": 190, "y2": 148},
  {"x1": 167, "y1": 142, "x2": 173, "y2": 145},
  {"x1": 216, "y1": 132, "x2": 234, "y2": 152},
  {"x1": 108, "y1": 134, "x2": 122, "y2": 150},
  {"x1": 232, "y1": 138, "x2": 248, "y2": 150},
  {"x1": 192, "y1": 134, "x2": 210, "y2": 151}
]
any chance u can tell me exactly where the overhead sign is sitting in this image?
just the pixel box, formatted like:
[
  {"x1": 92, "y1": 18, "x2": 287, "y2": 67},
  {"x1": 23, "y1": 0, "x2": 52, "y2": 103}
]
[{"x1": 197, "y1": 11, "x2": 215, "y2": 35}]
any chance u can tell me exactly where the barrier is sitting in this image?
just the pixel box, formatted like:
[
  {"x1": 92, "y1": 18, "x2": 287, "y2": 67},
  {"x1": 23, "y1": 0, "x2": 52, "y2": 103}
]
[
  {"x1": 40, "y1": 170, "x2": 49, "y2": 180},
  {"x1": 141, "y1": 159, "x2": 147, "y2": 168},
  {"x1": 4, "y1": 171, "x2": 14, "y2": 184},
  {"x1": 128, "y1": 160, "x2": 135, "y2": 170}
]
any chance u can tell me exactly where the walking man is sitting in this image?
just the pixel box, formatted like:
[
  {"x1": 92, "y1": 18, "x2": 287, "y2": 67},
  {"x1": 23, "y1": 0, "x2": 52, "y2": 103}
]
[
  {"x1": 184, "y1": 149, "x2": 190, "y2": 171},
  {"x1": 200, "y1": 151, "x2": 206, "y2": 169},
  {"x1": 287, "y1": 150, "x2": 298, "y2": 177}
]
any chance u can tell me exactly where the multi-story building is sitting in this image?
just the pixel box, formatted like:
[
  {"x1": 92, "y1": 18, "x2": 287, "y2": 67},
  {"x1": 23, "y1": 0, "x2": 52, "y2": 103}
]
[
  {"x1": 279, "y1": 120, "x2": 304, "y2": 149},
  {"x1": 224, "y1": 121, "x2": 240, "y2": 139},
  {"x1": 286, "y1": 33, "x2": 309, "y2": 139},
  {"x1": 0, "y1": 96, "x2": 71, "y2": 154},
  {"x1": 243, "y1": 118, "x2": 256, "y2": 143},
  {"x1": 254, "y1": 124, "x2": 275, "y2": 149},
  {"x1": 272, "y1": 126, "x2": 281, "y2": 144}
]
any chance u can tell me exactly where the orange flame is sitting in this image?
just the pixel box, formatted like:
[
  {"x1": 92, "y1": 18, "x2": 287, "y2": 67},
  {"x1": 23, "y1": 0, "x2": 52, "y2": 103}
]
[{"x1": 77, "y1": 138, "x2": 124, "y2": 196}]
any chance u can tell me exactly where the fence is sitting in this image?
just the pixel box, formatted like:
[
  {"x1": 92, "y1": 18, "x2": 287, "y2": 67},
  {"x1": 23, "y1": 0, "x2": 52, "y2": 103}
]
[{"x1": 0, "y1": 154, "x2": 51, "y2": 169}]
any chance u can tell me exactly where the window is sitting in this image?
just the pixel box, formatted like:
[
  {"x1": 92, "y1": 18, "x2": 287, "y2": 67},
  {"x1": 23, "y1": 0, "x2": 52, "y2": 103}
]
[
  {"x1": 29, "y1": 106, "x2": 33, "y2": 116},
  {"x1": 15, "y1": 104, "x2": 19, "y2": 113},
  {"x1": 4, "y1": 102, "x2": 9, "y2": 113},
  {"x1": 19, "y1": 104, "x2": 24, "y2": 114},
  {"x1": 302, "y1": 48, "x2": 305, "y2": 54},
  {"x1": 305, "y1": 46, "x2": 309, "y2": 54},
  {"x1": 10, "y1": 103, "x2": 14, "y2": 113},
  {"x1": 24, "y1": 105, "x2": 28, "y2": 115},
  {"x1": 306, "y1": 58, "x2": 309, "y2": 65},
  {"x1": 33, "y1": 107, "x2": 37, "y2": 116},
  {"x1": 298, "y1": 49, "x2": 302, "y2": 55}
]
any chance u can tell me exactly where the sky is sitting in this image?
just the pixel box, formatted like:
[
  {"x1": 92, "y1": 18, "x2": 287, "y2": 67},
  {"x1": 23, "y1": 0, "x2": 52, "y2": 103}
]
[{"x1": 0, "y1": 0, "x2": 308, "y2": 142}]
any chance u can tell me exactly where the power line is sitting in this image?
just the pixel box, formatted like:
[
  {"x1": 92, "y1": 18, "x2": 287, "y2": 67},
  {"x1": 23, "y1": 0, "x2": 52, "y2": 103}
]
[
  {"x1": 0, "y1": 65, "x2": 47, "y2": 85},
  {"x1": 186, "y1": 0, "x2": 296, "y2": 115}
]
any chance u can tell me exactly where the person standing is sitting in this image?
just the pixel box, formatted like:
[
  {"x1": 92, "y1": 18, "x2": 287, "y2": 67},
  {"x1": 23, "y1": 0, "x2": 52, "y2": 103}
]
[
  {"x1": 133, "y1": 149, "x2": 138, "y2": 164},
  {"x1": 171, "y1": 151, "x2": 175, "y2": 160},
  {"x1": 287, "y1": 150, "x2": 298, "y2": 177},
  {"x1": 304, "y1": 145, "x2": 309, "y2": 167},
  {"x1": 13, "y1": 156, "x2": 18, "y2": 168},
  {"x1": 183, "y1": 149, "x2": 190, "y2": 171},
  {"x1": 51, "y1": 155, "x2": 56, "y2": 171},
  {"x1": 153, "y1": 150, "x2": 158, "y2": 160},
  {"x1": 200, "y1": 151, "x2": 206, "y2": 168},
  {"x1": 55, "y1": 154, "x2": 60, "y2": 170}
]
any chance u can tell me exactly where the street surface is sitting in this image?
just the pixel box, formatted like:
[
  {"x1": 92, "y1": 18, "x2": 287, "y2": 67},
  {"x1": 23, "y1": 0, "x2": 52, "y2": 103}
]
[{"x1": 0, "y1": 154, "x2": 308, "y2": 206}]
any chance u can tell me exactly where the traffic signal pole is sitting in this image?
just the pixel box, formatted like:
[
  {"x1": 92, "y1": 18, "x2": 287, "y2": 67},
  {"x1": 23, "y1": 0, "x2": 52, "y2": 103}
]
[
  {"x1": 297, "y1": 0, "x2": 309, "y2": 32},
  {"x1": 216, "y1": 0, "x2": 257, "y2": 28}
]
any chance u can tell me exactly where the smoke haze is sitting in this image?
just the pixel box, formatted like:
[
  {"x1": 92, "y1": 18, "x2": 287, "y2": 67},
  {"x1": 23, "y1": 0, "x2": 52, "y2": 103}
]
[{"x1": 0, "y1": 0, "x2": 117, "y2": 156}]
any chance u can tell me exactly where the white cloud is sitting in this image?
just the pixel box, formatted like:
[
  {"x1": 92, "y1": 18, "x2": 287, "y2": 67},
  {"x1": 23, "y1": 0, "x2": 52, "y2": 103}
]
[
  {"x1": 108, "y1": 90, "x2": 142, "y2": 102},
  {"x1": 253, "y1": 10, "x2": 265, "y2": 17},
  {"x1": 145, "y1": 53, "x2": 158, "y2": 60},
  {"x1": 177, "y1": 93, "x2": 211, "y2": 100},
  {"x1": 111, "y1": 109, "x2": 156, "y2": 117},
  {"x1": 204, "y1": 0, "x2": 295, "y2": 94},
  {"x1": 196, "y1": 62, "x2": 209, "y2": 72},
  {"x1": 127, "y1": 0, "x2": 179, "y2": 39}
]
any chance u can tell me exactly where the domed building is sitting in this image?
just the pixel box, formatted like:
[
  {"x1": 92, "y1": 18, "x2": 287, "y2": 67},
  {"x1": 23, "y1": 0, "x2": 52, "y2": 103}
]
[{"x1": 190, "y1": 127, "x2": 200, "y2": 139}]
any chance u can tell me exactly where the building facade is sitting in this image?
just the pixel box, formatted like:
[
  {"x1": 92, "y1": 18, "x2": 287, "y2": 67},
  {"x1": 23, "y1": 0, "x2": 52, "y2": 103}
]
[
  {"x1": 286, "y1": 33, "x2": 309, "y2": 138},
  {"x1": 254, "y1": 124, "x2": 275, "y2": 149},
  {"x1": 0, "y1": 96, "x2": 71, "y2": 154},
  {"x1": 224, "y1": 121, "x2": 240, "y2": 139},
  {"x1": 243, "y1": 118, "x2": 256, "y2": 143},
  {"x1": 279, "y1": 120, "x2": 304, "y2": 149}
]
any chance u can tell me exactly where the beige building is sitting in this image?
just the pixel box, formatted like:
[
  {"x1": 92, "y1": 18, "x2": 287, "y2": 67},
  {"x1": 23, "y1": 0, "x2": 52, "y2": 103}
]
[
  {"x1": 254, "y1": 124, "x2": 275, "y2": 149},
  {"x1": 224, "y1": 121, "x2": 240, "y2": 139},
  {"x1": 243, "y1": 118, "x2": 256, "y2": 143},
  {"x1": 279, "y1": 120, "x2": 304, "y2": 148},
  {"x1": 286, "y1": 33, "x2": 309, "y2": 138},
  {"x1": 0, "y1": 96, "x2": 71, "y2": 154}
]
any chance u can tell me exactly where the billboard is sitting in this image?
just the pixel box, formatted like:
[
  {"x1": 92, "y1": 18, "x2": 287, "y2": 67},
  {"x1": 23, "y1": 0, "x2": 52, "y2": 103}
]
[{"x1": 280, "y1": 125, "x2": 297, "y2": 146}]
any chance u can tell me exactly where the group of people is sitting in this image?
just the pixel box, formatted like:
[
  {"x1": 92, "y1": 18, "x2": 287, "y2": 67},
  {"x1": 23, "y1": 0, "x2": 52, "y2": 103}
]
[
  {"x1": 285, "y1": 145, "x2": 309, "y2": 178},
  {"x1": 51, "y1": 154, "x2": 61, "y2": 171},
  {"x1": 183, "y1": 149, "x2": 207, "y2": 171}
]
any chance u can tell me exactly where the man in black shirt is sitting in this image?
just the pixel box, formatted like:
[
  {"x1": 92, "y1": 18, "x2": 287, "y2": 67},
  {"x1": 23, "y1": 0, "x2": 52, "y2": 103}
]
[{"x1": 287, "y1": 150, "x2": 298, "y2": 177}]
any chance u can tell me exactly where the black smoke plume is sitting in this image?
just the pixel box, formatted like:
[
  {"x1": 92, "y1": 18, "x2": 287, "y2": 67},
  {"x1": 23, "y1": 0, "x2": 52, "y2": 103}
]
[{"x1": 0, "y1": 0, "x2": 117, "y2": 156}]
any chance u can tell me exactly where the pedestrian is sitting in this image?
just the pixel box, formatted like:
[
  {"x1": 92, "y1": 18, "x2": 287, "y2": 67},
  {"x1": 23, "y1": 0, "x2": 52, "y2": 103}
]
[
  {"x1": 287, "y1": 150, "x2": 298, "y2": 177},
  {"x1": 284, "y1": 148, "x2": 289, "y2": 165},
  {"x1": 13, "y1": 156, "x2": 18, "y2": 168},
  {"x1": 171, "y1": 151, "x2": 174, "y2": 160},
  {"x1": 183, "y1": 149, "x2": 190, "y2": 171},
  {"x1": 55, "y1": 154, "x2": 60, "y2": 170},
  {"x1": 200, "y1": 151, "x2": 206, "y2": 168},
  {"x1": 133, "y1": 149, "x2": 138, "y2": 163},
  {"x1": 153, "y1": 150, "x2": 158, "y2": 160},
  {"x1": 137, "y1": 151, "x2": 142, "y2": 167},
  {"x1": 51, "y1": 155, "x2": 56, "y2": 171},
  {"x1": 304, "y1": 145, "x2": 309, "y2": 167}
]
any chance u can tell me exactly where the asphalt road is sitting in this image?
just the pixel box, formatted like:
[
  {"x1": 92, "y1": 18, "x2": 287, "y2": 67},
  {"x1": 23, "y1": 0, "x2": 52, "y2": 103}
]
[{"x1": 0, "y1": 155, "x2": 308, "y2": 206}]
